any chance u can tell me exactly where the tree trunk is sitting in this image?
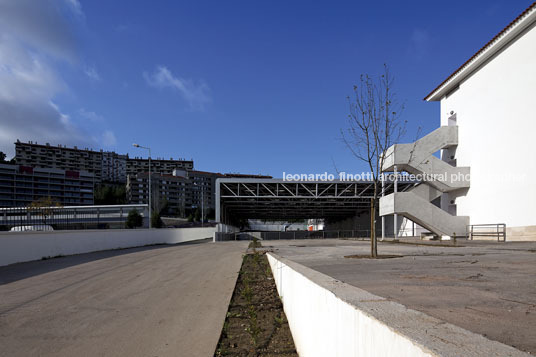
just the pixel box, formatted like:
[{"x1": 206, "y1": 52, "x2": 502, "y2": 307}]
[{"x1": 370, "y1": 198, "x2": 377, "y2": 257}]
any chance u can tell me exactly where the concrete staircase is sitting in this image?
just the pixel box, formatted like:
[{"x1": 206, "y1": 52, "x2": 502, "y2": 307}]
[
  {"x1": 380, "y1": 126, "x2": 470, "y2": 237},
  {"x1": 380, "y1": 192, "x2": 469, "y2": 237}
]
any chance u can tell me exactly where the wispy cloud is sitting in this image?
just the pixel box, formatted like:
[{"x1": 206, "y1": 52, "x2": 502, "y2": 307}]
[
  {"x1": 84, "y1": 66, "x2": 101, "y2": 82},
  {"x1": 64, "y1": 0, "x2": 83, "y2": 16},
  {"x1": 77, "y1": 109, "x2": 117, "y2": 148},
  {"x1": 115, "y1": 24, "x2": 129, "y2": 33},
  {"x1": 408, "y1": 28, "x2": 430, "y2": 61},
  {"x1": 79, "y1": 108, "x2": 104, "y2": 122},
  {"x1": 144, "y1": 66, "x2": 211, "y2": 111},
  {"x1": 101, "y1": 130, "x2": 117, "y2": 147}
]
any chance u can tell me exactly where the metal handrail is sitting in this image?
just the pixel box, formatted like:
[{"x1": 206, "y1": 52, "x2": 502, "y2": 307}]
[{"x1": 466, "y1": 223, "x2": 506, "y2": 242}]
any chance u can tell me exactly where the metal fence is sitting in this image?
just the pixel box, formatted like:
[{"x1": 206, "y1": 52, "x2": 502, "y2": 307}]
[
  {"x1": 214, "y1": 230, "x2": 372, "y2": 241},
  {"x1": 0, "y1": 204, "x2": 149, "y2": 231}
]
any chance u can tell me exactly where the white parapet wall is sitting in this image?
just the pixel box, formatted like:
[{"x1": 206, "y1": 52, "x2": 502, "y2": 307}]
[
  {"x1": 0, "y1": 227, "x2": 217, "y2": 267},
  {"x1": 267, "y1": 253, "x2": 528, "y2": 357}
]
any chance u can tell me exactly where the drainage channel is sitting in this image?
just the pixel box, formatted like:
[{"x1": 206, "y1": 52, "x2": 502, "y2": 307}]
[{"x1": 214, "y1": 243, "x2": 297, "y2": 356}]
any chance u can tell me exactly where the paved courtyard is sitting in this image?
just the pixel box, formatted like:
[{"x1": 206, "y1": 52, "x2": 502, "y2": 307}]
[
  {"x1": 266, "y1": 238, "x2": 536, "y2": 354},
  {"x1": 1, "y1": 237, "x2": 534, "y2": 355},
  {"x1": 0, "y1": 240, "x2": 247, "y2": 357}
]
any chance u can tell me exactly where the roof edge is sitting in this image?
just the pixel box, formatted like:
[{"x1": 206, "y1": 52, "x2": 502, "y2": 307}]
[{"x1": 425, "y1": 2, "x2": 536, "y2": 102}]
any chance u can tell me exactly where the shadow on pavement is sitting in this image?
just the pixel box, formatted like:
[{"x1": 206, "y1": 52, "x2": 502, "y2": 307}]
[{"x1": 0, "y1": 238, "x2": 212, "y2": 285}]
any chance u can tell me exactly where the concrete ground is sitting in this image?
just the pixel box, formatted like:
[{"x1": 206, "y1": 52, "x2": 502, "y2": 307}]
[
  {"x1": 265, "y1": 238, "x2": 536, "y2": 354},
  {"x1": 0, "y1": 240, "x2": 248, "y2": 357}
]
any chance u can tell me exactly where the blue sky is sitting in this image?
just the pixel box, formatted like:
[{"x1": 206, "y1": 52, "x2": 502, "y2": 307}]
[{"x1": 0, "y1": 0, "x2": 531, "y2": 177}]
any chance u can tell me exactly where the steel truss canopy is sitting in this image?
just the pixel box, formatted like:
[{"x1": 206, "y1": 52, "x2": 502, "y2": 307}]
[{"x1": 216, "y1": 178, "x2": 415, "y2": 223}]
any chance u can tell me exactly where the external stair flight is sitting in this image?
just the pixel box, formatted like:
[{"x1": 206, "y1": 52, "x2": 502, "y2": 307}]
[{"x1": 380, "y1": 126, "x2": 470, "y2": 237}]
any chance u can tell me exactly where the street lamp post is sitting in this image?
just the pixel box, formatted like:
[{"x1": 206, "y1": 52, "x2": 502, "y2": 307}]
[
  {"x1": 133, "y1": 143, "x2": 151, "y2": 228},
  {"x1": 194, "y1": 181, "x2": 204, "y2": 227}
]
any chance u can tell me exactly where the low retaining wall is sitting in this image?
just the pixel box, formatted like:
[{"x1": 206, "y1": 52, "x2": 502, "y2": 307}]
[
  {"x1": 0, "y1": 227, "x2": 217, "y2": 266},
  {"x1": 507, "y1": 225, "x2": 536, "y2": 241},
  {"x1": 267, "y1": 253, "x2": 528, "y2": 357}
]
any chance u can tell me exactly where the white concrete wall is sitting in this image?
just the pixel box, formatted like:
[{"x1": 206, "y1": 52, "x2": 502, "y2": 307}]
[
  {"x1": 267, "y1": 253, "x2": 527, "y2": 357},
  {"x1": 0, "y1": 227, "x2": 217, "y2": 267},
  {"x1": 439, "y1": 22, "x2": 536, "y2": 229},
  {"x1": 216, "y1": 223, "x2": 239, "y2": 233},
  {"x1": 247, "y1": 220, "x2": 308, "y2": 231},
  {"x1": 267, "y1": 254, "x2": 432, "y2": 357}
]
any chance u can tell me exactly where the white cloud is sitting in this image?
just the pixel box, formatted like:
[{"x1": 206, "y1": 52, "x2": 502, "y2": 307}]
[
  {"x1": 84, "y1": 66, "x2": 101, "y2": 82},
  {"x1": 79, "y1": 108, "x2": 104, "y2": 122},
  {"x1": 64, "y1": 0, "x2": 82, "y2": 16},
  {"x1": 0, "y1": 38, "x2": 91, "y2": 157},
  {"x1": 408, "y1": 29, "x2": 430, "y2": 61},
  {"x1": 101, "y1": 130, "x2": 117, "y2": 147},
  {"x1": 144, "y1": 66, "x2": 211, "y2": 111},
  {"x1": 0, "y1": 0, "x2": 79, "y2": 62},
  {"x1": 78, "y1": 109, "x2": 117, "y2": 148},
  {"x1": 0, "y1": 0, "x2": 115, "y2": 157}
]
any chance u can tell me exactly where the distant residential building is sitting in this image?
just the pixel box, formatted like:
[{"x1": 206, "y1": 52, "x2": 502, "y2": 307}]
[
  {"x1": 223, "y1": 173, "x2": 272, "y2": 179},
  {"x1": 125, "y1": 156, "x2": 194, "y2": 177},
  {"x1": 179, "y1": 169, "x2": 223, "y2": 213},
  {"x1": 127, "y1": 169, "x2": 221, "y2": 217},
  {"x1": 126, "y1": 172, "x2": 187, "y2": 216},
  {"x1": 126, "y1": 169, "x2": 272, "y2": 217},
  {"x1": 13, "y1": 140, "x2": 270, "y2": 214},
  {"x1": 102, "y1": 152, "x2": 127, "y2": 183},
  {"x1": 15, "y1": 141, "x2": 103, "y2": 182},
  {"x1": 0, "y1": 164, "x2": 94, "y2": 207},
  {"x1": 182, "y1": 171, "x2": 272, "y2": 213},
  {"x1": 14, "y1": 141, "x2": 194, "y2": 183}
]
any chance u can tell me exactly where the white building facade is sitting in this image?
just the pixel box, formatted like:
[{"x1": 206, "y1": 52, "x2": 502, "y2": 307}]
[
  {"x1": 425, "y1": 3, "x2": 536, "y2": 240},
  {"x1": 380, "y1": 3, "x2": 536, "y2": 240}
]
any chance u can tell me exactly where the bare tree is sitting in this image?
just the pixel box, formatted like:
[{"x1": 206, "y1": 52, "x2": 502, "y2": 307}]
[
  {"x1": 342, "y1": 65, "x2": 406, "y2": 257},
  {"x1": 29, "y1": 196, "x2": 62, "y2": 227}
]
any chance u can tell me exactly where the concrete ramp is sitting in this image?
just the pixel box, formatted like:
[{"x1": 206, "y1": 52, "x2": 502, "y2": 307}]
[{"x1": 0, "y1": 241, "x2": 248, "y2": 356}]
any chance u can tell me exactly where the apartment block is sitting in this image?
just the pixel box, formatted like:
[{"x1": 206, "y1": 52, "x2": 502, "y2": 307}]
[
  {"x1": 102, "y1": 152, "x2": 127, "y2": 183},
  {"x1": 0, "y1": 164, "x2": 94, "y2": 207},
  {"x1": 126, "y1": 156, "x2": 194, "y2": 177},
  {"x1": 126, "y1": 169, "x2": 271, "y2": 218},
  {"x1": 126, "y1": 170, "x2": 219, "y2": 217},
  {"x1": 16, "y1": 141, "x2": 103, "y2": 182},
  {"x1": 180, "y1": 169, "x2": 223, "y2": 213},
  {"x1": 15, "y1": 141, "x2": 193, "y2": 183},
  {"x1": 126, "y1": 172, "x2": 187, "y2": 215}
]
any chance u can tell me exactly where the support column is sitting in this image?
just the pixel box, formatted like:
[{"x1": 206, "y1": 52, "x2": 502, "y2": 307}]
[{"x1": 394, "y1": 166, "x2": 398, "y2": 239}]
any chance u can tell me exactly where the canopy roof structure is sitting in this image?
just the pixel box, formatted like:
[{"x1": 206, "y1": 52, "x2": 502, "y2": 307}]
[{"x1": 215, "y1": 178, "x2": 415, "y2": 224}]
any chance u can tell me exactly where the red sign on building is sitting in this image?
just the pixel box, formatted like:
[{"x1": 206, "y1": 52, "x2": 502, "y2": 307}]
[
  {"x1": 19, "y1": 166, "x2": 34, "y2": 174},
  {"x1": 65, "y1": 170, "x2": 80, "y2": 179}
]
